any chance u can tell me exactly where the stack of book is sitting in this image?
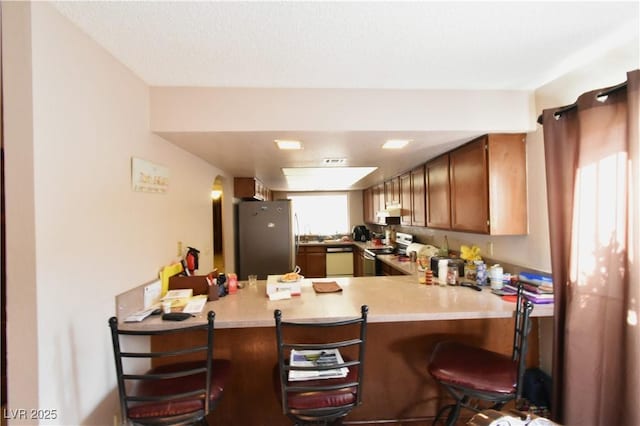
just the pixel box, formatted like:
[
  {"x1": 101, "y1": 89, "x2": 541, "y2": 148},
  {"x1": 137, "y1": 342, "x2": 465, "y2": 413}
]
[{"x1": 504, "y1": 272, "x2": 554, "y2": 304}]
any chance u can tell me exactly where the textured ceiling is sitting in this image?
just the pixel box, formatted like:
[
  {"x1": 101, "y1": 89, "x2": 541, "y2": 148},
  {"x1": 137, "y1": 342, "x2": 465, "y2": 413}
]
[
  {"x1": 52, "y1": 1, "x2": 639, "y2": 90},
  {"x1": 50, "y1": 1, "x2": 639, "y2": 190}
]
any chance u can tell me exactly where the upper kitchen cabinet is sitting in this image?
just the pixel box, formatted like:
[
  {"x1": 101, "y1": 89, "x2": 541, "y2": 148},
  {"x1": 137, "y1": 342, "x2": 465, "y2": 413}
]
[
  {"x1": 449, "y1": 133, "x2": 527, "y2": 235},
  {"x1": 363, "y1": 187, "x2": 374, "y2": 224},
  {"x1": 410, "y1": 165, "x2": 426, "y2": 227},
  {"x1": 364, "y1": 184, "x2": 384, "y2": 225},
  {"x1": 384, "y1": 178, "x2": 400, "y2": 207},
  {"x1": 399, "y1": 173, "x2": 412, "y2": 225},
  {"x1": 426, "y1": 154, "x2": 452, "y2": 229},
  {"x1": 234, "y1": 177, "x2": 271, "y2": 201},
  {"x1": 374, "y1": 183, "x2": 385, "y2": 224}
]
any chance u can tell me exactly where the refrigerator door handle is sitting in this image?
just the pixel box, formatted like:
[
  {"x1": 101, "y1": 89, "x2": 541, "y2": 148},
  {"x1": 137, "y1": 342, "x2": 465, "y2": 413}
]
[{"x1": 294, "y1": 213, "x2": 300, "y2": 255}]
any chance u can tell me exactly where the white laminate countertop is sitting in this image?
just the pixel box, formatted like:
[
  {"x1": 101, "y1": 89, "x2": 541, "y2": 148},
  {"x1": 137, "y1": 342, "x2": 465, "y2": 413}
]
[{"x1": 118, "y1": 275, "x2": 553, "y2": 331}]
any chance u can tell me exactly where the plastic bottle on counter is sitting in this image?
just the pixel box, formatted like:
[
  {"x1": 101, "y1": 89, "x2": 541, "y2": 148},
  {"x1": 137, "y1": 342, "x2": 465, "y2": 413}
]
[{"x1": 228, "y1": 273, "x2": 238, "y2": 294}]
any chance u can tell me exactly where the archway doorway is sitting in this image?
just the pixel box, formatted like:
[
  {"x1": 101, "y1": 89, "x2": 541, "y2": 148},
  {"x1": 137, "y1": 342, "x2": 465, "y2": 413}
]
[{"x1": 211, "y1": 176, "x2": 224, "y2": 272}]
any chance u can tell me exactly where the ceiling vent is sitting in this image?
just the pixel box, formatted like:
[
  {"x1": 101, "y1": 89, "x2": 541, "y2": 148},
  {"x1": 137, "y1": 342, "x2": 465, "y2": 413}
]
[{"x1": 322, "y1": 158, "x2": 347, "y2": 166}]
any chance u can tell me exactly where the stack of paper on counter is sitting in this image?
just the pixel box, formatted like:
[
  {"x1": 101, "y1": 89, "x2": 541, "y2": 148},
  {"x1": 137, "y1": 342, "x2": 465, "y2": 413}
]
[
  {"x1": 288, "y1": 348, "x2": 348, "y2": 381},
  {"x1": 182, "y1": 295, "x2": 207, "y2": 314},
  {"x1": 161, "y1": 289, "x2": 193, "y2": 308}
]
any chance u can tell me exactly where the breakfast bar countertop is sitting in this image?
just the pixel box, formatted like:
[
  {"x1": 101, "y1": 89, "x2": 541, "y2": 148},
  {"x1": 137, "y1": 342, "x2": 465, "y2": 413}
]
[{"x1": 119, "y1": 275, "x2": 553, "y2": 331}]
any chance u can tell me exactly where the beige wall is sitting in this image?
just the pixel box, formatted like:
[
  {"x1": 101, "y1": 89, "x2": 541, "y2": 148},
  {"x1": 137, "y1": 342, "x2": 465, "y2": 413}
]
[
  {"x1": 3, "y1": 3, "x2": 40, "y2": 419},
  {"x1": 3, "y1": 3, "x2": 231, "y2": 424},
  {"x1": 150, "y1": 87, "x2": 536, "y2": 133}
]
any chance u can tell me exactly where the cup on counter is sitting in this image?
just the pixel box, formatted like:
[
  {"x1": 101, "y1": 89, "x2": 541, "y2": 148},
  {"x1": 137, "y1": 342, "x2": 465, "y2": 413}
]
[
  {"x1": 162, "y1": 301, "x2": 172, "y2": 314},
  {"x1": 248, "y1": 274, "x2": 258, "y2": 287}
]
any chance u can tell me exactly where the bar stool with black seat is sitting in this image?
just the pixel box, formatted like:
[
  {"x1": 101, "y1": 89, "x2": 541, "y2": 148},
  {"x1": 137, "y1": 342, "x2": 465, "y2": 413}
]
[
  {"x1": 109, "y1": 311, "x2": 231, "y2": 425},
  {"x1": 427, "y1": 284, "x2": 534, "y2": 426},
  {"x1": 274, "y1": 305, "x2": 368, "y2": 425}
]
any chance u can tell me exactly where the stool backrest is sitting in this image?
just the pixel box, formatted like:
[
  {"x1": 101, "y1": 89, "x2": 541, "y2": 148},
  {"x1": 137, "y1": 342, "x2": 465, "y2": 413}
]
[
  {"x1": 274, "y1": 305, "x2": 368, "y2": 422},
  {"x1": 108, "y1": 312, "x2": 215, "y2": 424},
  {"x1": 512, "y1": 283, "x2": 535, "y2": 399}
]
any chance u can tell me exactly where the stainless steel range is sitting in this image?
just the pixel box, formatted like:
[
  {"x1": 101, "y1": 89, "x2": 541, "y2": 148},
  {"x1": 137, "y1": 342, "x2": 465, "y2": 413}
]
[
  {"x1": 394, "y1": 232, "x2": 414, "y2": 256},
  {"x1": 363, "y1": 232, "x2": 413, "y2": 276}
]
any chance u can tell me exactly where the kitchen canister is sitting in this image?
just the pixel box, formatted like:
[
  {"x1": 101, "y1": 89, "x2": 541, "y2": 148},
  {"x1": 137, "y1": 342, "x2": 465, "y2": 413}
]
[
  {"x1": 438, "y1": 259, "x2": 449, "y2": 286},
  {"x1": 474, "y1": 260, "x2": 487, "y2": 286},
  {"x1": 447, "y1": 266, "x2": 459, "y2": 285},
  {"x1": 489, "y1": 265, "x2": 504, "y2": 290}
]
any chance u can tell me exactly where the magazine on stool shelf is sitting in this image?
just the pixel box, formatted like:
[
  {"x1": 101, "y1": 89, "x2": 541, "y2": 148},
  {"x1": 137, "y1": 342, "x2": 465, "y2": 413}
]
[{"x1": 288, "y1": 348, "x2": 348, "y2": 381}]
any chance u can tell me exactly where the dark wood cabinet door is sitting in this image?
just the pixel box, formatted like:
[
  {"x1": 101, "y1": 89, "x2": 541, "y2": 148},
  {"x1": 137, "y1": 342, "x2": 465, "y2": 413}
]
[
  {"x1": 353, "y1": 246, "x2": 364, "y2": 277},
  {"x1": 399, "y1": 173, "x2": 412, "y2": 225},
  {"x1": 486, "y1": 134, "x2": 528, "y2": 235},
  {"x1": 374, "y1": 184, "x2": 385, "y2": 224},
  {"x1": 296, "y1": 246, "x2": 326, "y2": 278},
  {"x1": 450, "y1": 137, "x2": 489, "y2": 233},
  {"x1": 426, "y1": 155, "x2": 451, "y2": 229},
  {"x1": 410, "y1": 165, "x2": 426, "y2": 227},
  {"x1": 295, "y1": 251, "x2": 306, "y2": 273},
  {"x1": 363, "y1": 188, "x2": 374, "y2": 224},
  {"x1": 384, "y1": 178, "x2": 400, "y2": 207},
  {"x1": 305, "y1": 252, "x2": 327, "y2": 278}
]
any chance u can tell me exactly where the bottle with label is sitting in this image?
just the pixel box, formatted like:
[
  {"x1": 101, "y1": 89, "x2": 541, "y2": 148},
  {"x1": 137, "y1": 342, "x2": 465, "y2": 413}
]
[
  {"x1": 228, "y1": 273, "x2": 238, "y2": 294},
  {"x1": 447, "y1": 266, "x2": 459, "y2": 285},
  {"x1": 474, "y1": 260, "x2": 487, "y2": 286}
]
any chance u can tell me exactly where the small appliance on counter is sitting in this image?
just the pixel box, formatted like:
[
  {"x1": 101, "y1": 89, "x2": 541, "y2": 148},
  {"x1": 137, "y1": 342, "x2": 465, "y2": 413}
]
[
  {"x1": 352, "y1": 225, "x2": 370, "y2": 242},
  {"x1": 430, "y1": 256, "x2": 465, "y2": 278}
]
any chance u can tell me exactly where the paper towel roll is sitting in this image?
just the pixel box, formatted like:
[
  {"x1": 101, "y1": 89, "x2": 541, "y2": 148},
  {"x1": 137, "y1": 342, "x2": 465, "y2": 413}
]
[{"x1": 438, "y1": 259, "x2": 449, "y2": 285}]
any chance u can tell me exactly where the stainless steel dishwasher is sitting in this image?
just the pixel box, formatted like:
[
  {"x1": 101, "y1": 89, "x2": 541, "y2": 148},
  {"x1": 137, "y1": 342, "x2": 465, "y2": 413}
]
[{"x1": 325, "y1": 246, "x2": 354, "y2": 277}]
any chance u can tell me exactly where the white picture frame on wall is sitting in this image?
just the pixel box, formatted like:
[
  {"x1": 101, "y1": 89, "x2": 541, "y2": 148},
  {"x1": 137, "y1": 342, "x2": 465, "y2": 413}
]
[{"x1": 131, "y1": 157, "x2": 169, "y2": 193}]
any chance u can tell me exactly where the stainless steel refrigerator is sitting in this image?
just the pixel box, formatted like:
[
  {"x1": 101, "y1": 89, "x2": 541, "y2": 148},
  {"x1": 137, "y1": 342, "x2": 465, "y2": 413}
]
[{"x1": 236, "y1": 200, "x2": 295, "y2": 280}]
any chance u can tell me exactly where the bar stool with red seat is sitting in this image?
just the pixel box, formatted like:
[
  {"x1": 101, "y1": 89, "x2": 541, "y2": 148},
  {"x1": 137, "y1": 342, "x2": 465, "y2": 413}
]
[
  {"x1": 274, "y1": 305, "x2": 368, "y2": 425},
  {"x1": 427, "y1": 285, "x2": 534, "y2": 426},
  {"x1": 109, "y1": 311, "x2": 231, "y2": 425}
]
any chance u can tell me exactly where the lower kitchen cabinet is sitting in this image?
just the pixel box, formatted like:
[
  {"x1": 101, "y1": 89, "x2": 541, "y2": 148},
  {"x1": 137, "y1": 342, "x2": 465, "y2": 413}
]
[
  {"x1": 380, "y1": 261, "x2": 408, "y2": 276},
  {"x1": 353, "y1": 246, "x2": 364, "y2": 277},
  {"x1": 296, "y1": 246, "x2": 326, "y2": 278}
]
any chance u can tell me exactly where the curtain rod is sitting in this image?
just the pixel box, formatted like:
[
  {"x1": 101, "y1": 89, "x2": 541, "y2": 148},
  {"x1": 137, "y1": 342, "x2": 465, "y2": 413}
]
[{"x1": 536, "y1": 80, "x2": 628, "y2": 125}]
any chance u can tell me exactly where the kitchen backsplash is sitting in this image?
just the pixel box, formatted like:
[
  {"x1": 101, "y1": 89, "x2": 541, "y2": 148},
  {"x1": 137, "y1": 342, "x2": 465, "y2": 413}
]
[{"x1": 369, "y1": 224, "x2": 551, "y2": 278}]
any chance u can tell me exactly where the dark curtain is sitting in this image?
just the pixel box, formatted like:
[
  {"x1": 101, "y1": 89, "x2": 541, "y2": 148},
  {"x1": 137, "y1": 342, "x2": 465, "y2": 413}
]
[{"x1": 542, "y1": 69, "x2": 639, "y2": 425}]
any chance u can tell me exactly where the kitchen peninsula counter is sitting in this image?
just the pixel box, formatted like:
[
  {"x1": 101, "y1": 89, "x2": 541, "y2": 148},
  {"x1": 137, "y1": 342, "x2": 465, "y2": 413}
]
[
  {"x1": 120, "y1": 275, "x2": 552, "y2": 331},
  {"x1": 127, "y1": 276, "x2": 551, "y2": 425}
]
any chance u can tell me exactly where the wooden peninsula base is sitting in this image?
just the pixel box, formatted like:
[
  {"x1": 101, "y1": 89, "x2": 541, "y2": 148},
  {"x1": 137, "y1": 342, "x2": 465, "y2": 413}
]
[
  {"x1": 122, "y1": 276, "x2": 552, "y2": 425},
  {"x1": 152, "y1": 317, "x2": 539, "y2": 425}
]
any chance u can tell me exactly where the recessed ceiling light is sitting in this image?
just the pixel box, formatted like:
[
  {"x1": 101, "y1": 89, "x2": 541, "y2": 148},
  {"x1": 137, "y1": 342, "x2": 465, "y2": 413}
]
[
  {"x1": 382, "y1": 139, "x2": 411, "y2": 149},
  {"x1": 282, "y1": 167, "x2": 377, "y2": 190},
  {"x1": 275, "y1": 140, "x2": 302, "y2": 150}
]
